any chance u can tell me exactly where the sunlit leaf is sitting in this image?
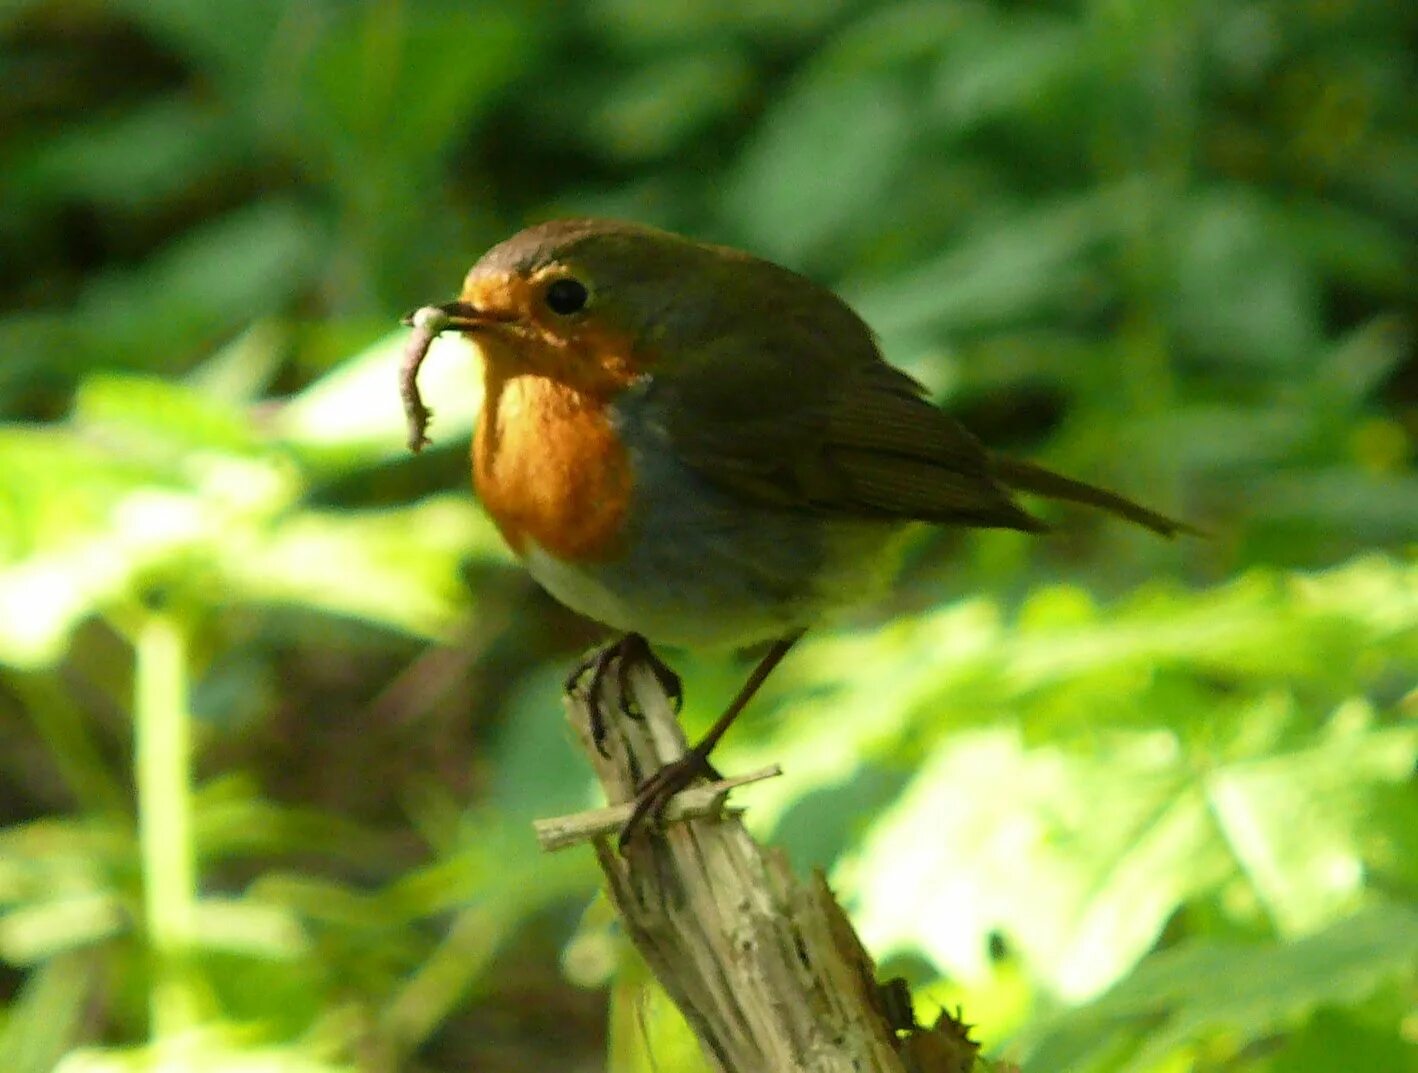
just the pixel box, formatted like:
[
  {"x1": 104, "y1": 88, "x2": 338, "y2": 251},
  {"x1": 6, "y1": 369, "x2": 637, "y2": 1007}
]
[
  {"x1": 219, "y1": 495, "x2": 502, "y2": 640},
  {"x1": 73, "y1": 374, "x2": 266, "y2": 460},
  {"x1": 0, "y1": 893, "x2": 125, "y2": 965},
  {"x1": 840, "y1": 725, "x2": 1230, "y2": 999},
  {"x1": 1019, "y1": 902, "x2": 1418, "y2": 1073},
  {"x1": 191, "y1": 897, "x2": 309, "y2": 960},
  {"x1": 0, "y1": 954, "x2": 96, "y2": 1073},
  {"x1": 276, "y1": 330, "x2": 483, "y2": 470}
]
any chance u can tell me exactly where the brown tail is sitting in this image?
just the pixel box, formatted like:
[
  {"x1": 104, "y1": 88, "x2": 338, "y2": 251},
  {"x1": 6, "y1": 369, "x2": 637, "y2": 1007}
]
[{"x1": 991, "y1": 455, "x2": 1200, "y2": 538}]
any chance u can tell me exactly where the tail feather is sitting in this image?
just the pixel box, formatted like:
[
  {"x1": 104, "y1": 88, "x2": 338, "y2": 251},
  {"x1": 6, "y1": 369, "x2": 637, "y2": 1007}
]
[{"x1": 991, "y1": 455, "x2": 1200, "y2": 538}]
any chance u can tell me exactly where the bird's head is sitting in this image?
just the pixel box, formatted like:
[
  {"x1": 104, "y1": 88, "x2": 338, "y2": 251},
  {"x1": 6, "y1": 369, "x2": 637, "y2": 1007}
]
[{"x1": 439, "y1": 218, "x2": 701, "y2": 394}]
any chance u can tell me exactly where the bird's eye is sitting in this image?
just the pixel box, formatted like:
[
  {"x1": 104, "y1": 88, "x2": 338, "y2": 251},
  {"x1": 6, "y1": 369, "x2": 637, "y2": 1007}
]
[{"x1": 544, "y1": 277, "x2": 589, "y2": 316}]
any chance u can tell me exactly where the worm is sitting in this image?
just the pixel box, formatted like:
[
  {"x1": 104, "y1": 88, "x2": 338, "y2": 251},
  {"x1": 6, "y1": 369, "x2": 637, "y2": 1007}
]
[{"x1": 399, "y1": 305, "x2": 451, "y2": 453}]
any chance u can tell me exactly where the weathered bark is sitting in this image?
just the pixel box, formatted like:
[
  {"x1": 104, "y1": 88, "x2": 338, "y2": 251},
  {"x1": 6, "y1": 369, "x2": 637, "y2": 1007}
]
[{"x1": 534, "y1": 659, "x2": 985, "y2": 1073}]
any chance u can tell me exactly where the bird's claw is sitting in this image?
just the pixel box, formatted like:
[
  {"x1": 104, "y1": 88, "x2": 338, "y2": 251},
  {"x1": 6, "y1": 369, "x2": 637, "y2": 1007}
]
[
  {"x1": 617, "y1": 747, "x2": 722, "y2": 849},
  {"x1": 565, "y1": 634, "x2": 683, "y2": 757}
]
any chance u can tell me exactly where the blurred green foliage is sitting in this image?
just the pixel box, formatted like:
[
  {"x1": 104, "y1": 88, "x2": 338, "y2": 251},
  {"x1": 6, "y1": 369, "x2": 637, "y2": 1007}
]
[{"x1": 0, "y1": 1, "x2": 1414, "y2": 1071}]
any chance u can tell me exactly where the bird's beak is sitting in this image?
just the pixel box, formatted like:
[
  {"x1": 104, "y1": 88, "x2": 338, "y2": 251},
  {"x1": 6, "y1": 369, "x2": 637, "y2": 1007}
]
[{"x1": 399, "y1": 299, "x2": 513, "y2": 332}]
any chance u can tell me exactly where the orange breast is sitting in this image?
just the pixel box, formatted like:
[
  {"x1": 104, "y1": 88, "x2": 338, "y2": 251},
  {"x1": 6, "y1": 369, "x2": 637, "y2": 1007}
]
[{"x1": 473, "y1": 368, "x2": 632, "y2": 563}]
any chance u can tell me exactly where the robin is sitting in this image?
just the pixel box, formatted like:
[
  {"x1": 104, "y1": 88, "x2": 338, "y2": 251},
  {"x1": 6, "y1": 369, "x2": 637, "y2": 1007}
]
[{"x1": 400, "y1": 218, "x2": 1193, "y2": 845}]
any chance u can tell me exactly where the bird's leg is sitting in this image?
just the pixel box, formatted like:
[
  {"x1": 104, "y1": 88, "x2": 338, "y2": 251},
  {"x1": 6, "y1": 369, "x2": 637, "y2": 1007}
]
[
  {"x1": 619, "y1": 631, "x2": 803, "y2": 849},
  {"x1": 566, "y1": 633, "x2": 683, "y2": 756}
]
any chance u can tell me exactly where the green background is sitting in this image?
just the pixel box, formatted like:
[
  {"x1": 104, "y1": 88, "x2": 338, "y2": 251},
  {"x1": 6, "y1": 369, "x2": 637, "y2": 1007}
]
[{"x1": 1, "y1": 1, "x2": 1414, "y2": 1071}]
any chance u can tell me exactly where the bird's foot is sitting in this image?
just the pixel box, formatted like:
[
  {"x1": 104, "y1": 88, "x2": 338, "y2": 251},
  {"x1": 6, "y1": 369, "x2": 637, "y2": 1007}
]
[
  {"x1": 566, "y1": 633, "x2": 683, "y2": 756},
  {"x1": 618, "y1": 745, "x2": 723, "y2": 849}
]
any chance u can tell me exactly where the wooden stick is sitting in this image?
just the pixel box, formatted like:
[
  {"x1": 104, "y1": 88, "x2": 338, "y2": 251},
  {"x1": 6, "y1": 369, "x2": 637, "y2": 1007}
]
[
  {"x1": 536, "y1": 657, "x2": 992, "y2": 1073},
  {"x1": 534, "y1": 765, "x2": 782, "y2": 851}
]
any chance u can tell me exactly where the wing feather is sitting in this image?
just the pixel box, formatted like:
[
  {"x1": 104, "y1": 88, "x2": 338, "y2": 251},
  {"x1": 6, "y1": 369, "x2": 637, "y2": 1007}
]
[{"x1": 650, "y1": 321, "x2": 1044, "y2": 531}]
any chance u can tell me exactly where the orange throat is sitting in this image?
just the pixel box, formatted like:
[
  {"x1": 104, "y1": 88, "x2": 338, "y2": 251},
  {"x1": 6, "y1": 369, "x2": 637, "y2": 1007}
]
[{"x1": 473, "y1": 369, "x2": 632, "y2": 563}]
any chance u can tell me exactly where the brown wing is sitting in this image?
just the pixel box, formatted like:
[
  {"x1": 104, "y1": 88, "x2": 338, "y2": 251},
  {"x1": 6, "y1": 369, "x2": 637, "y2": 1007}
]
[
  {"x1": 812, "y1": 360, "x2": 1046, "y2": 530},
  {"x1": 652, "y1": 321, "x2": 1045, "y2": 532}
]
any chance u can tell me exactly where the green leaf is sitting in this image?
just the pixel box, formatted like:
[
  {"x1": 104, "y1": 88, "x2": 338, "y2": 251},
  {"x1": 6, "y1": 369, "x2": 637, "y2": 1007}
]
[
  {"x1": 488, "y1": 665, "x2": 600, "y2": 822},
  {"x1": 186, "y1": 324, "x2": 287, "y2": 405},
  {"x1": 724, "y1": 73, "x2": 912, "y2": 263},
  {"x1": 54, "y1": 1027, "x2": 355, "y2": 1073},
  {"x1": 0, "y1": 819, "x2": 131, "y2": 964},
  {"x1": 0, "y1": 893, "x2": 125, "y2": 965},
  {"x1": 930, "y1": 14, "x2": 1085, "y2": 133},
  {"x1": 839, "y1": 724, "x2": 1234, "y2": 1000},
  {"x1": 1262, "y1": 1001, "x2": 1417, "y2": 1073},
  {"x1": 0, "y1": 429, "x2": 156, "y2": 561},
  {"x1": 1205, "y1": 705, "x2": 1418, "y2": 934},
  {"x1": 276, "y1": 330, "x2": 483, "y2": 471},
  {"x1": 17, "y1": 99, "x2": 239, "y2": 213},
  {"x1": 83, "y1": 201, "x2": 321, "y2": 367},
  {"x1": 0, "y1": 459, "x2": 283, "y2": 667},
  {"x1": 219, "y1": 495, "x2": 501, "y2": 640},
  {"x1": 191, "y1": 897, "x2": 309, "y2": 960},
  {"x1": 112, "y1": 0, "x2": 288, "y2": 91},
  {"x1": 749, "y1": 557, "x2": 1418, "y2": 999},
  {"x1": 1168, "y1": 190, "x2": 1324, "y2": 369},
  {"x1": 0, "y1": 955, "x2": 97, "y2": 1073},
  {"x1": 589, "y1": 0, "x2": 846, "y2": 47},
  {"x1": 608, "y1": 974, "x2": 711, "y2": 1073},
  {"x1": 848, "y1": 191, "x2": 1118, "y2": 341},
  {"x1": 587, "y1": 51, "x2": 754, "y2": 161},
  {"x1": 1020, "y1": 902, "x2": 1418, "y2": 1073},
  {"x1": 301, "y1": 4, "x2": 527, "y2": 163},
  {"x1": 73, "y1": 374, "x2": 266, "y2": 461}
]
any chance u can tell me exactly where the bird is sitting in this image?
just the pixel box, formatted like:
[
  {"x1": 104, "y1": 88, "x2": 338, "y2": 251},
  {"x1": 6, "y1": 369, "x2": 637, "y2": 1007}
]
[{"x1": 399, "y1": 218, "x2": 1194, "y2": 845}]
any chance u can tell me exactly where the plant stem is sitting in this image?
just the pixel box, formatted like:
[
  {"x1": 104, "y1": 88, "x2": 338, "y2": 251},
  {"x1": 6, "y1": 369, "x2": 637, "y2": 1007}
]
[{"x1": 133, "y1": 611, "x2": 200, "y2": 1042}]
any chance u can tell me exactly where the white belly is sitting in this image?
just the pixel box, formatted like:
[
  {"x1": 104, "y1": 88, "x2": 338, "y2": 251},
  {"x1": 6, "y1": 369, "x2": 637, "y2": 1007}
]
[{"x1": 522, "y1": 513, "x2": 901, "y2": 650}]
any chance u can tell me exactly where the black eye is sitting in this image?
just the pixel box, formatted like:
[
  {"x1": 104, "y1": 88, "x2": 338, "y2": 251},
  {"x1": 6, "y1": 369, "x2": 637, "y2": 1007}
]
[{"x1": 544, "y1": 277, "x2": 589, "y2": 315}]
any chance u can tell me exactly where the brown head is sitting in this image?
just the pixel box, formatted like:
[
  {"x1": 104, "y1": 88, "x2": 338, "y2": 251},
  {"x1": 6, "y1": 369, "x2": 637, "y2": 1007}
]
[{"x1": 432, "y1": 217, "x2": 865, "y2": 395}]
